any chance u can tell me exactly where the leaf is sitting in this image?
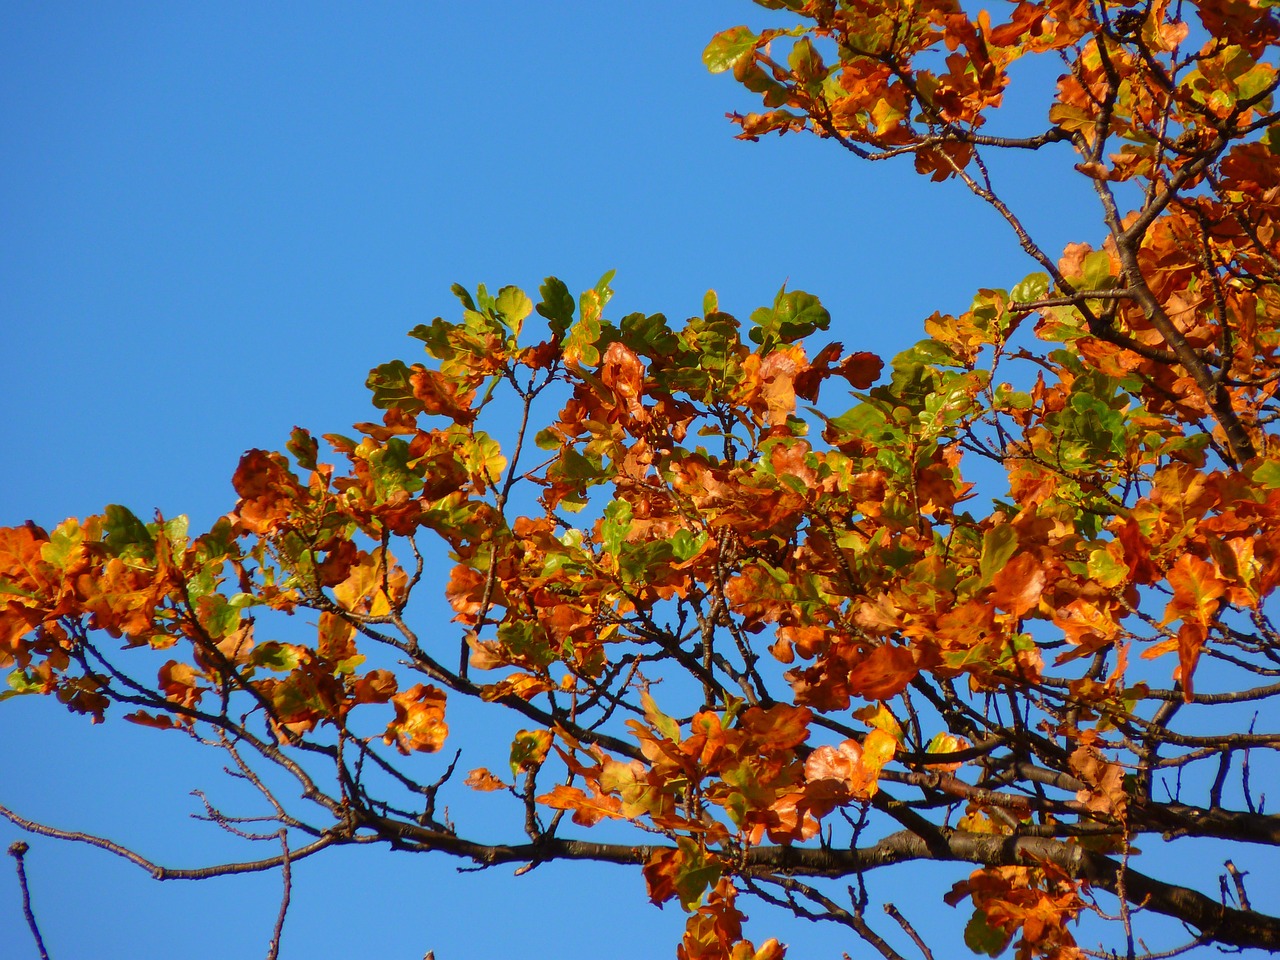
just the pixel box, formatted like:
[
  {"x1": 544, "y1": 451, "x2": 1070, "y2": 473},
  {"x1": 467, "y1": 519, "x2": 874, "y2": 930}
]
[
  {"x1": 925, "y1": 732, "x2": 969, "y2": 771},
  {"x1": 846, "y1": 643, "x2": 917, "y2": 700},
  {"x1": 1010, "y1": 272, "x2": 1049, "y2": 305},
  {"x1": 852, "y1": 703, "x2": 904, "y2": 743},
  {"x1": 979, "y1": 525, "x2": 1019, "y2": 588},
  {"x1": 1079, "y1": 250, "x2": 1117, "y2": 289},
  {"x1": 123, "y1": 710, "x2": 176, "y2": 730},
  {"x1": 536, "y1": 276, "x2": 575, "y2": 336},
  {"x1": 804, "y1": 731, "x2": 893, "y2": 800},
  {"x1": 537, "y1": 784, "x2": 623, "y2": 826},
  {"x1": 6, "y1": 668, "x2": 45, "y2": 696},
  {"x1": 383, "y1": 683, "x2": 449, "y2": 754},
  {"x1": 251, "y1": 641, "x2": 304, "y2": 672},
  {"x1": 641, "y1": 686, "x2": 681, "y2": 743},
  {"x1": 367, "y1": 360, "x2": 424, "y2": 413},
  {"x1": 495, "y1": 285, "x2": 533, "y2": 335},
  {"x1": 1164, "y1": 554, "x2": 1226, "y2": 627},
  {"x1": 964, "y1": 909, "x2": 1011, "y2": 957},
  {"x1": 286, "y1": 427, "x2": 319, "y2": 471},
  {"x1": 749, "y1": 287, "x2": 830, "y2": 352},
  {"x1": 449, "y1": 282, "x2": 477, "y2": 311},
  {"x1": 644, "y1": 840, "x2": 722, "y2": 911},
  {"x1": 990, "y1": 552, "x2": 1045, "y2": 617},
  {"x1": 103, "y1": 504, "x2": 152, "y2": 555},
  {"x1": 703, "y1": 26, "x2": 758, "y2": 74},
  {"x1": 510, "y1": 729, "x2": 553, "y2": 775},
  {"x1": 465, "y1": 768, "x2": 508, "y2": 792},
  {"x1": 860, "y1": 729, "x2": 897, "y2": 780}
]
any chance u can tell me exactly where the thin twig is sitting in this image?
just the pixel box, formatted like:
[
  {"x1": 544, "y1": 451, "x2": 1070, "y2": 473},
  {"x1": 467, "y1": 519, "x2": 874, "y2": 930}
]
[
  {"x1": 884, "y1": 902, "x2": 934, "y2": 960},
  {"x1": 1225, "y1": 861, "x2": 1251, "y2": 912},
  {"x1": 0, "y1": 801, "x2": 334, "y2": 881},
  {"x1": 265, "y1": 830, "x2": 292, "y2": 960},
  {"x1": 8, "y1": 842, "x2": 51, "y2": 960}
]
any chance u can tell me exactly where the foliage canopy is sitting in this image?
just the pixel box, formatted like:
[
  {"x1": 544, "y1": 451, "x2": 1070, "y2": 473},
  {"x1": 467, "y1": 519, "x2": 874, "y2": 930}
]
[{"x1": 5, "y1": 1, "x2": 1280, "y2": 957}]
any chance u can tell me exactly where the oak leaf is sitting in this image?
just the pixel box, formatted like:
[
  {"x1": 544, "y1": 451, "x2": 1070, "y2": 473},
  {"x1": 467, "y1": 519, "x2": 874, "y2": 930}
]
[{"x1": 383, "y1": 683, "x2": 448, "y2": 754}]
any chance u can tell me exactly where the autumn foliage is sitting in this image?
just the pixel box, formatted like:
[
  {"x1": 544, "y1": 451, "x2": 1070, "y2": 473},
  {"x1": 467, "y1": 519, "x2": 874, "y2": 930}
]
[{"x1": 5, "y1": 1, "x2": 1280, "y2": 957}]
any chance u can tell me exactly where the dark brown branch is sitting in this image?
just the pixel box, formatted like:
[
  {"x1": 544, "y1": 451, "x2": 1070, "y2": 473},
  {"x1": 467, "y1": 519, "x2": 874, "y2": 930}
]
[
  {"x1": 353, "y1": 811, "x2": 1280, "y2": 952},
  {"x1": 1135, "y1": 801, "x2": 1280, "y2": 846}
]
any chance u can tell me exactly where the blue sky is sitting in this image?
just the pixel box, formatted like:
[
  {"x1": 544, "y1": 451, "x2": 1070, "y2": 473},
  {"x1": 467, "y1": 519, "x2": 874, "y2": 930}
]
[{"x1": 0, "y1": 3, "x2": 1116, "y2": 958}]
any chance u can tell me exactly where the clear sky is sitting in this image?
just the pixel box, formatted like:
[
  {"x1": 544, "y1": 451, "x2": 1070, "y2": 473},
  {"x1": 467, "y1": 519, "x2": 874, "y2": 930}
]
[{"x1": 0, "y1": 3, "x2": 1112, "y2": 958}]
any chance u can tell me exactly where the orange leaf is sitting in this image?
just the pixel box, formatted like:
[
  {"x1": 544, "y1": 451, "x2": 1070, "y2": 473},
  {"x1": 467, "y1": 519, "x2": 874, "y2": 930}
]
[
  {"x1": 1164, "y1": 554, "x2": 1226, "y2": 628},
  {"x1": 463, "y1": 768, "x2": 508, "y2": 792},
  {"x1": 383, "y1": 683, "x2": 448, "y2": 754},
  {"x1": 536, "y1": 784, "x2": 623, "y2": 826},
  {"x1": 1175, "y1": 621, "x2": 1206, "y2": 701},
  {"x1": 990, "y1": 552, "x2": 1045, "y2": 617},
  {"x1": 846, "y1": 643, "x2": 917, "y2": 700}
]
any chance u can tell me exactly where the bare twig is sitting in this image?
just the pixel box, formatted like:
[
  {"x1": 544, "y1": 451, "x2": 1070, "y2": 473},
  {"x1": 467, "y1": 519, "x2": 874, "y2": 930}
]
[
  {"x1": 265, "y1": 830, "x2": 292, "y2": 960},
  {"x1": 8, "y1": 842, "x2": 51, "y2": 960},
  {"x1": 884, "y1": 902, "x2": 934, "y2": 960},
  {"x1": 0, "y1": 801, "x2": 335, "y2": 881},
  {"x1": 1225, "y1": 860, "x2": 1252, "y2": 912}
]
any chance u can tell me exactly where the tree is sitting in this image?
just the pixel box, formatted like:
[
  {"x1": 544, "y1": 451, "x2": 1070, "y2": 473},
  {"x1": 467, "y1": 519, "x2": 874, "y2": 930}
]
[{"x1": 3, "y1": 1, "x2": 1280, "y2": 957}]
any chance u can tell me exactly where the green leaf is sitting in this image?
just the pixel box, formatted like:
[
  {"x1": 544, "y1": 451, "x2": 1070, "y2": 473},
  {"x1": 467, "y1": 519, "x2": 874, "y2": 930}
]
[
  {"x1": 536, "y1": 276, "x2": 575, "y2": 336},
  {"x1": 497, "y1": 620, "x2": 555, "y2": 668},
  {"x1": 1088, "y1": 546, "x2": 1128, "y2": 589},
  {"x1": 367, "y1": 360, "x2": 424, "y2": 413},
  {"x1": 1080, "y1": 250, "x2": 1117, "y2": 290},
  {"x1": 703, "y1": 26, "x2": 757, "y2": 74},
  {"x1": 641, "y1": 687, "x2": 681, "y2": 743},
  {"x1": 474, "y1": 282, "x2": 496, "y2": 315},
  {"x1": 407, "y1": 317, "x2": 454, "y2": 359},
  {"x1": 201, "y1": 595, "x2": 242, "y2": 639},
  {"x1": 601, "y1": 499, "x2": 634, "y2": 556},
  {"x1": 287, "y1": 427, "x2": 319, "y2": 471},
  {"x1": 1264, "y1": 124, "x2": 1280, "y2": 152},
  {"x1": 788, "y1": 36, "x2": 825, "y2": 85},
  {"x1": 449, "y1": 282, "x2": 477, "y2": 312},
  {"x1": 964, "y1": 909, "x2": 1011, "y2": 957},
  {"x1": 594, "y1": 269, "x2": 616, "y2": 307},
  {"x1": 103, "y1": 504, "x2": 153, "y2": 555},
  {"x1": 1010, "y1": 272, "x2": 1050, "y2": 305},
  {"x1": 703, "y1": 289, "x2": 719, "y2": 316},
  {"x1": 749, "y1": 287, "x2": 830, "y2": 351},
  {"x1": 41, "y1": 521, "x2": 85, "y2": 570},
  {"x1": 369, "y1": 437, "x2": 425, "y2": 498},
  {"x1": 194, "y1": 516, "x2": 236, "y2": 566},
  {"x1": 251, "y1": 642, "x2": 302, "y2": 672},
  {"x1": 534, "y1": 427, "x2": 562, "y2": 451},
  {"x1": 1252, "y1": 459, "x2": 1280, "y2": 489},
  {"x1": 509, "y1": 729, "x2": 552, "y2": 775},
  {"x1": 821, "y1": 402, "x2": 889, "y2": 440},
  {"x1": 6, "y1": 668, "x2": 44, "y2": 696},
  {"x1": 673, "y1": 838, "x2": 722, "y2": 911},
  {"x1": 669, "y1": 528, "x2": 706, "y2": 562},
  {"x1": 495, "y1": 285, "x2": 533, "y2": 335},
  {"x1": 979, "y1": 525, "x2": 1018, "y2": 587}
]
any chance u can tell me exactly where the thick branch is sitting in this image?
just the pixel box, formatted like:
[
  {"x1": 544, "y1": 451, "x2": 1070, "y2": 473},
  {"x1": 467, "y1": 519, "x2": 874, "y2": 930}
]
[{"x1": 357, "y1": 812, "x2": 1280, "y2": 952}]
